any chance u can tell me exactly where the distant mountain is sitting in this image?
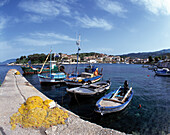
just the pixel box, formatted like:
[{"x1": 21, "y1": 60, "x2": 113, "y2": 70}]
[
  {"x1": 120, "y1": 49, "x2": 170, "y2": 59},
  {"x1": 0, "y1": 59, "x2": 16, "y2": 65}
]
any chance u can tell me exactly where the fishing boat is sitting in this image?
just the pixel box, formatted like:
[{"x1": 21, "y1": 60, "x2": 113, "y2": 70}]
[
  {"x1": 38, "y1": 51, "x2": 66, "y2": 84},
  {"x1": 155, "y1": 68, "x2": 170, "y2": 76},
  {"x1": 95, "y1": 86, "x2": 133, "y2": 115},
  {"x1": 65, "y1": 35, "x2": 103, "y2": 86},
  {"x1": 21, "y1": 64, "x2": 58, "y2": 75},
  {"x1": 65, "y1": 68, "x2": 103, "y2": 87},
  {"x1": 66, "y1": 80, "x2": 111, "y2": 96}
]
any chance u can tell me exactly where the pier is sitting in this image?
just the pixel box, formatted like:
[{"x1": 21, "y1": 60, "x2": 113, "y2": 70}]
[{"x1": 0, "y1": 69, "x2": 125, "y2": 135}]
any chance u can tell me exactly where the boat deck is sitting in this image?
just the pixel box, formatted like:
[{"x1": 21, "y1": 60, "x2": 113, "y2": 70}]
[{"x1": 99, "y1": 100, "x2": 121, "y2": 107}]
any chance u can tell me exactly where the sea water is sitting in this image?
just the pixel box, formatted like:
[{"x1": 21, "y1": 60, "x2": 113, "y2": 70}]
[{"x1": 0, "y1": 64, "x2": 169, "y2": 134}]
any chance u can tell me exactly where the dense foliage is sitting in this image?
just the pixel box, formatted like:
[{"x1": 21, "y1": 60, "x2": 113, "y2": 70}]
[{"x1": 16, "y1": 53, "x2": 61, "y2": 64}]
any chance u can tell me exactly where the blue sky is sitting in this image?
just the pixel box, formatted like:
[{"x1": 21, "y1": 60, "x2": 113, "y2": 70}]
[{"x1": 0, "y1": 0, "x2": 170, "y2": 62}]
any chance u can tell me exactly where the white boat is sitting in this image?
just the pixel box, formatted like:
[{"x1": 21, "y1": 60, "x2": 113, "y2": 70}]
[
  {"x1": 38, "y1": 72, "x2": 66, "y2": 84},
  {"x1": 95, "y1": 86, "x2": 133, "y2": 115},
  {"x1": 66, "y1": 81, "x2": 111, "y2": 96},
  {"x1": 155, "y1": 68, "x2": 170, "y2": 76}
]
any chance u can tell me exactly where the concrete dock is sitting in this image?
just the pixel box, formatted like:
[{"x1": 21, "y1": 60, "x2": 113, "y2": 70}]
[{"x1": 0, "y1": 69, "x2": 126, "y2": 135}]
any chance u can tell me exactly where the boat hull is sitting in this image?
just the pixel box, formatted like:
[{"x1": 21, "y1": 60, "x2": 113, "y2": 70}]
[
  {"x1": 38, "y1": 73, "x2": 66, "y2": 84},
  {"x1": 66, "y1": 81, "x2": 111, "y2": 97},
  {"x1": 155, "y1": 72, "x2": 170, "y2": 76},
  {"x1": 65, "y1": 75, "x2": 103, "y2": 86},
  {"x1": 155, "y1": 68, "x2": 170, "y2": 76},
  {"x1": 21, "y1": 66, "x2": 58, "y2": 74}
]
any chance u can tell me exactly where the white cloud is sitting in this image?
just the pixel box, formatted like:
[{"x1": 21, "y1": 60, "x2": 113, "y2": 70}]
[
  {"x1": 18, "y1": 0, "x2": 71, "y2": 17},
  {"x1": 130, "y1": 0, "x2": 170, "y2": 15},
  {"x1": 96, "y1": 0, "x2": 127, "y2": 17},
  {"x1": 27, "y1": 14, "x2": 46, "y2": 23},
  {"x1": 30, "y1": 32, "x2": 75, "y2": 41},
  {"x1": 15, "y1": 37, "x2": 61, "y2": 46},
  {"x1": 0, "y1": 17, "x2": 8, "y2": 30},
  {"x1": 75, "y1": 15, "x2": 113, "y2": 30},
  {"x1": 15, "y1": 32, "x2": 75, "y2": 46},
  {"x1": 0, "y1": 0, "x2": 8, "y2": 7},
  {"x1": 87, "y1": 47, "x2": 114, "y2": 54},
  {"x1": 0, "y1": 41, "x2": 10, "y2": 49}
]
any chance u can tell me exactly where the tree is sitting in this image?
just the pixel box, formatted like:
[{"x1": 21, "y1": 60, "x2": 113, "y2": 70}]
[
  {"x1": 154, "y1": 56, "x2": 159, "y2": 63},
  {"x1": 148, "y1": 56, "x2": 153, "y2": 63}
]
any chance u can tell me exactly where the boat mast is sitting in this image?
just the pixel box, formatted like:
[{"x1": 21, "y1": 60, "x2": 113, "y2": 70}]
[
  {"x1": 39, "y1": 50, "x2": 51, "y2": 74},
  {"x1": 75, "y1": 34, "x2": 81, "y2": 76},
  {"x1": 50, "y1": 50, "x2": 52, "y2": 75}
]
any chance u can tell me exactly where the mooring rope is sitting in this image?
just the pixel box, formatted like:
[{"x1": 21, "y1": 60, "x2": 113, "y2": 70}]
[
  {"x1": 74, "y1": 91, "x2": 80, "y2": 105},
  {"x1": 14, "y1": 73, "x2": 26, "y2": 101}
]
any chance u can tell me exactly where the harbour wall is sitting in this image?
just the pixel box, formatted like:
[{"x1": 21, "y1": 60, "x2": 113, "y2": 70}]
[{"x1": 0, "y1": 69, "x2": 126, "y2": 135}]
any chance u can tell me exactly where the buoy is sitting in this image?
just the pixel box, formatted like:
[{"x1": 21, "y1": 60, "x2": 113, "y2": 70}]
[
  {"x1": 147, "y1": 75, "x2": 150, "y2": 77},
  {"x1": 138, "y1": 104, "x2": 141, "y2": 109}
]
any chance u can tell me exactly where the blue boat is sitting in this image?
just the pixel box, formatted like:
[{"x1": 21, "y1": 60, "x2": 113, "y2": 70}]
[
  {"x1": 155, "y1": 68, "x2": 170, "y2": 76},
  {"x1": 65, "y1": 68, "x2": 103, "y2": 86},
  {"x1": 95, "y1": 86, "x2": 133, "y2": 115},
  {"x1": 38, "y1": 51, "x2": 66, "y2": 84},
  {"x1": 38, "y1": 72, "x2": 66, "y2": 84}
]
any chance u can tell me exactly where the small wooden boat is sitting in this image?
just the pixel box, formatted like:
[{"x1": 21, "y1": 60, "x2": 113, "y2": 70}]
[
  {"x1": 155, "y1": 68, "x2": 170, "y2": 76},
  {"x1": 95, "y1": 86, "x2": 133, "y2": 115},
  {"x1": 66, "y1": 81, "x2": 111, "y2": 96}
]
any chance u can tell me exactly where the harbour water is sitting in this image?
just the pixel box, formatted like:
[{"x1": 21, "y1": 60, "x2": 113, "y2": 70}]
[{"x1": 0, "y1": 64, "x2": 169, "y2": 134}]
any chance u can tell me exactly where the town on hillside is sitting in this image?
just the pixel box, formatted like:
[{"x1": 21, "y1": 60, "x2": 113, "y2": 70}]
[{"x1": 11, "y1": 52, "x2": 170, "y2": 69}]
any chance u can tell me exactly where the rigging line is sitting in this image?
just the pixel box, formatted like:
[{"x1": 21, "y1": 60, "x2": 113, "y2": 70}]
[{"x1": 14, "y1": 74, "x2": 26, "y2": 102}]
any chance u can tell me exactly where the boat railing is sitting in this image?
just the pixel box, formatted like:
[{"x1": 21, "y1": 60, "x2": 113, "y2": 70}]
[
  {"x1": 112, "y1": 86, "x2": 121, "y2": 98},
  {"x1": 121, "y1": 87, "x2": 132, "y2": 103}
]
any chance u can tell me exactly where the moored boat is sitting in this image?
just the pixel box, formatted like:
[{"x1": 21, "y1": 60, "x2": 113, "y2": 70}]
[
  {"x1": 65, "y1": 68, "x2": 103, "y2": 87},
  {"x1": 38, "y1": 51, "x2": 66, "y2": 84},
  {"x1": 95, "y1": 86, "x2": 133, "y2": 115},
  {"x1": 66, "y1": 80, "x2": 111, "y2": 96},
  {"x1": 65, "y1": 35, "x2": 103, "y2": 86},
  {"x1": 155, "y1": 68, "x2": 170, "y2": 76},
  {"x1": 38, "y1": 72, "x2": 66, "y2": 84},
  {"x1": 21, "y1": 65, "x2": 58, "y2": 75}
]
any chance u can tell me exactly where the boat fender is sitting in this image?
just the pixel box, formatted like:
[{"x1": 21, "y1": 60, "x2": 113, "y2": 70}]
[
  {"x1": 78, "y1": 79, "x2": 82, "y2": 82},
  {"x1": 138, "y1": 104, "x2": 141, "y2": 109},
  {"x1": 15, "y1": 71, "x2": 21, "y2": 75}
]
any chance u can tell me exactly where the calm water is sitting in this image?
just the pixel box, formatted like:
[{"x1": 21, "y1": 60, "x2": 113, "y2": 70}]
[{"x1": 0, "y1": 64, "x2": 170, "y2": 135}]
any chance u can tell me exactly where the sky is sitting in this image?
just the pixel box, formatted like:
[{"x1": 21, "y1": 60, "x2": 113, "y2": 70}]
[{"x1": 0, "y1": 0, "x2": 170, "y2": 62}]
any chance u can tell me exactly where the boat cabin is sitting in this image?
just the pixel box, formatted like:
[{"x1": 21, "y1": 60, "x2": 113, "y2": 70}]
[{"x1": 81, "y1": 72, "x2": 94, "y2": 78}]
